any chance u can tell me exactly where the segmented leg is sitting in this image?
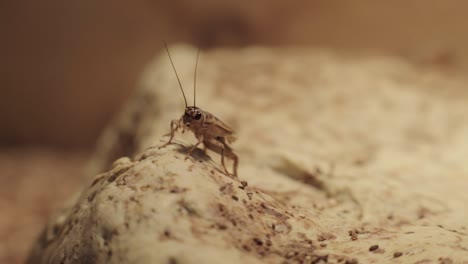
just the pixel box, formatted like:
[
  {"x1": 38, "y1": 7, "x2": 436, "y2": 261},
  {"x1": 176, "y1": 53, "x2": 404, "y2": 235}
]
[
  {"x1": 185, "y1": 135, "x2": 204, "y2": 160},
  {"x1": 203, "y1": 137, "x2": 238, "y2": 177},
  {"x1": 159, "y1": 118, "x2": 181, "y2": 148}
]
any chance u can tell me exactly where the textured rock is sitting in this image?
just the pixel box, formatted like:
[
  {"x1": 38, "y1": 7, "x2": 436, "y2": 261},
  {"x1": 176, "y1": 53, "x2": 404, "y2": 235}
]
[{"x1": 29, "y1": 45, "x2": 468, "y2": 263}]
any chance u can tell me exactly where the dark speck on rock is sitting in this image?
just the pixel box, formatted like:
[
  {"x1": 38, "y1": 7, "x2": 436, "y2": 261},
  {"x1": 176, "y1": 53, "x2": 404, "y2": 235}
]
[
  {"x1": 369, "y1": 245, "x2": 379, "y2": 251},
  {"x1": 253, "y1": 238, "x2": 263, "y2": 246}
]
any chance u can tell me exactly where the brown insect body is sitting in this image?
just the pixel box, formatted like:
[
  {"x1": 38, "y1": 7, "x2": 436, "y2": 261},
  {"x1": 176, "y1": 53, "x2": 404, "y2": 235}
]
[{"x1": 159, "y1": 42, "x2": 238, "y2": 176}]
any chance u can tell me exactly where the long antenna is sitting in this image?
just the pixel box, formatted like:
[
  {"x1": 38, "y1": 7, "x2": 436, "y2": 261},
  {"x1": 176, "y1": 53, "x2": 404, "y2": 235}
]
[
  {"x1": 193, "y1": 49, "x2": 200, "y2": 107},
  {"x1": 163, "y1": 41, "x2": 187, "y2": 108}
]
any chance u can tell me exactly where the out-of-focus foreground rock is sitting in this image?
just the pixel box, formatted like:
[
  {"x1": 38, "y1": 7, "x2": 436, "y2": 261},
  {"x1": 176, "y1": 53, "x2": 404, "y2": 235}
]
[
  {"x1": 0, "y1": 149, "x2": 87, "y2": 264},
  {"x1": 28, "y1": 46, "x2": 468, "y2": 263}
]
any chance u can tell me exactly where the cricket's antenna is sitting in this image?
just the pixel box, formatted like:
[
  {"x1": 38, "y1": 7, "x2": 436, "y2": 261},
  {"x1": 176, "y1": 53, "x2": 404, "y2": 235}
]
[
  {"x1": 163, "y1": 41, "x2": 187, "y2": 108},
  {"x1": 193, "y1": 49, "x2": 200, "y2": 107}
]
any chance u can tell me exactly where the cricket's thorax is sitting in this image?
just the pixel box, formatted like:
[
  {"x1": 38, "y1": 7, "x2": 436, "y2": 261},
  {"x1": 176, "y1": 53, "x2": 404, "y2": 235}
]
[{"x1": 181, "y1": 106, "x2": 234, "y2": 140}]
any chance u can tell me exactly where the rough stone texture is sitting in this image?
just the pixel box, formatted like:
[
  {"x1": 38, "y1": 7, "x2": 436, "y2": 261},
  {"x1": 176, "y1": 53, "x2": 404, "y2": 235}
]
[{"x1": 28, "y1": 45, "x2": 468, "y2": 263}]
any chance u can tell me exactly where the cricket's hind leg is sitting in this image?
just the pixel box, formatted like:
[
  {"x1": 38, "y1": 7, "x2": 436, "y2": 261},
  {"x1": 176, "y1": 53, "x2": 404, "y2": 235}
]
[{"x1": 203, "y1": 138, "x2": 238, "y2": 177}]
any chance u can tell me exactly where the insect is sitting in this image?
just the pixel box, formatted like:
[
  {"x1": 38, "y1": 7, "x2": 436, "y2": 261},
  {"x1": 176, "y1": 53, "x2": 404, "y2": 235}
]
[{"x1": 159, "y1": 41, "x2": 239, "y2": 177}]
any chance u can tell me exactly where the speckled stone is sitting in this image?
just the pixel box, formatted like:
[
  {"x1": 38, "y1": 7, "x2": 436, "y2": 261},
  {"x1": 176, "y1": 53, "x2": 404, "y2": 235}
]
[{"x1": 28, "y1": 45, "x2": 468, "y2": 264}]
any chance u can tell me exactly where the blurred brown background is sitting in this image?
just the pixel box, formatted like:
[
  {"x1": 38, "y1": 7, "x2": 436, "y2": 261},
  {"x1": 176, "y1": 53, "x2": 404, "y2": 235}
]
[
  {"x1": 2, "y1": 1, "x2": 467, "y2": 148},
  {"x1": 1, "y1": 1, "x2": 467, "y2": 263}
]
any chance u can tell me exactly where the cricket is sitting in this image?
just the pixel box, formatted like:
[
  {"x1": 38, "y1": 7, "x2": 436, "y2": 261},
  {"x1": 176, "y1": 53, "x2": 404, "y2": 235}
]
[{"x1": 159, "y1": 41, "x2": 239, "y2": 177}]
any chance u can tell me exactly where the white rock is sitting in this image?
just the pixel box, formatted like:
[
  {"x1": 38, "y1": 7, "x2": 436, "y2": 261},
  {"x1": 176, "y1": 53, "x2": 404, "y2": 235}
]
[{"x1": 29, "y1": 45, "x2": 468, "y2": 263}]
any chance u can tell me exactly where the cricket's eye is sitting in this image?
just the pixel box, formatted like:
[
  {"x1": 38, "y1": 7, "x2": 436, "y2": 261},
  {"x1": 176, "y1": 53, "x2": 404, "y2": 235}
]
[{"x1": 194, "y1": 112, "x2": 202, "y2": 120}]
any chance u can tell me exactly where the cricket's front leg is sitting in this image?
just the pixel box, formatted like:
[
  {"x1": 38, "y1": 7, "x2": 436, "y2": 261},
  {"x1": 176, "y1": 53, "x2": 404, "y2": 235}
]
[
  {"x1": 159, "y1": 118, "x2": 182, "y2": 148},
  {"x1": 185, "y1": 134, "x2": 204, "y2": 160}
]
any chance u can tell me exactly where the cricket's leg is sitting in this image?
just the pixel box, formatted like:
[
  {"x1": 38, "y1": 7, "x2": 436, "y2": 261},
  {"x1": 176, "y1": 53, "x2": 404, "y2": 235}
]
[
  {"x1": 218, "y1": 137, "x2": 238, "y2": 176},
  {"x1": 203, "y1": 138, "x2": 238, "y2": 177},
  {"x1": 159, "y1": 119, "x2": 181, "y2": 148},
  {"x1": 185, "y1": 135, "x2": 204, "y2": 160},
  {"x1": 230, "y1": 151, "x2": 239, "y2": 177}
]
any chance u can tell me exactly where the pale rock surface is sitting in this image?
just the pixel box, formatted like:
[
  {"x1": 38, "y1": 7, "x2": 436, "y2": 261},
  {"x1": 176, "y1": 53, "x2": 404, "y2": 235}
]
[{"x1": 28, "y1": 45, "x2": 468, "y2": 263}]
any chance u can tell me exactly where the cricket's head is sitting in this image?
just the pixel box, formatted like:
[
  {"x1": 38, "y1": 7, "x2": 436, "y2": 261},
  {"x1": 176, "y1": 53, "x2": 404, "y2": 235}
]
[{"x1": 183, "y1": 106, "x2": 204, "y2": 127}]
